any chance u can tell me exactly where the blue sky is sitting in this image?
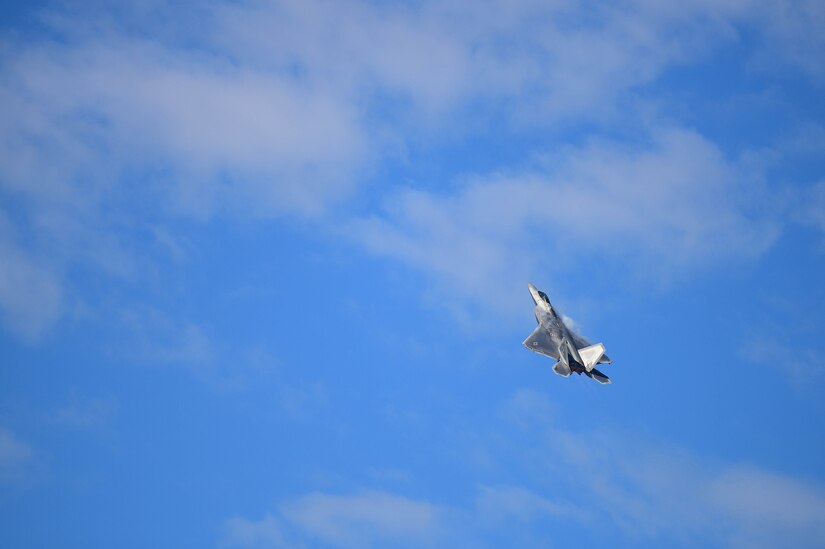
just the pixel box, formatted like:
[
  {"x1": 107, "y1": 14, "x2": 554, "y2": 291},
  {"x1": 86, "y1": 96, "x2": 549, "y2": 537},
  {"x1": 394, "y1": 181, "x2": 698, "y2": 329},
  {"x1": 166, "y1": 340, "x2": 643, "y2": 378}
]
[{"x1": 1, "y1": 0, "x2": 825, "y2": 547}]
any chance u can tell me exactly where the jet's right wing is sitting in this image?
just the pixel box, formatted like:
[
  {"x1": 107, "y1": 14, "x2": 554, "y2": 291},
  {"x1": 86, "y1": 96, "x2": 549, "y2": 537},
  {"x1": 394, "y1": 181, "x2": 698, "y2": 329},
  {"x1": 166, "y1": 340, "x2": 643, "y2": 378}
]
[
  {"x1": 571, "y1": 332, "x2": 611, "y2": 364},
  {"x1": 523, "y1": 326, "x2": 559, "y2": 359}
]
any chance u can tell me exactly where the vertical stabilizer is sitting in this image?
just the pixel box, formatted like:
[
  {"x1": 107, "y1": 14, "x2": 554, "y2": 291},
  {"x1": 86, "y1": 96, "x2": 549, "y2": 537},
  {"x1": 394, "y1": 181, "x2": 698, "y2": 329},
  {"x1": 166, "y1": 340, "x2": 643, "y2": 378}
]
[{"x1": 578, "y1": 343, "x2": 606, "y2": 372}]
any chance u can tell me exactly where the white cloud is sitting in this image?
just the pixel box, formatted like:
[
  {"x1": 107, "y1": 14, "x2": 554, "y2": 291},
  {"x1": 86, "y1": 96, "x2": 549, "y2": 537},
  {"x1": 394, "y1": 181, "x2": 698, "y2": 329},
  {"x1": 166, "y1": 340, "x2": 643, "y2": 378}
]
[
  {"x1": 495, "y1": 388, "x2": 825, "y2": 548},
  {"x1": 739, "y1": 294, "x2": 825, "y2": 385},
  {"x1": 0, "y1": 0, "x2": 821, "y2": 340},
  {"x1": 3, "y1": 36, "x2": 366, "y2": 218},
  {"x1": 116, "y1": 307, "x2": 214, "y2": 369},
  {"x1": 278, "y1": 383, "x2": 329, "y2": 420},
  {"x1": 223, "y1": 490, "x2": 444, "y2": 548},
  {"x1": 750, "y1": 0, "x2": 825, "y2": 82},
  {"x1": 604, "y1": 447, "x2": 825, "y2": 548},
  {"x1": 220, "y1": 409, "x2": 825, "y2": 548},
  {"x1": 54, "y1": 394, "x2": 118, "y2": 430},
  {"x1": 4, "y1": 0, "x2": 819, "y2": 219},
  {"x1": 114, "y1": 306, "x2": 281, "y2": 391},
  {"x1": 221, "y1": 514, "x2": 288, "y2": 549},
  {"x1": 498, "y1": 387, "x2": 557, "y2": 429},
  {"x1": 281, "y1": 490, "x2": 442, "y2": 547},
  {"x1": 0, "y1": 427, "x2": 33, "y2": 484},
  {"x1": 211, "y1": 0, "x2": 473, "y2": 117},
  {"x1": 351, "y1": 127, "x2": 780, "y2": 317},
  {"x1": 223, "y1": 485, "x2": 570, "y2": 548},
  {"x1": 740, "y1": 336, "x2": 822, "y2": 383},
  {"x1": 802, "y1": 180, "x2": 825, "y2": 242},
  {"x1": 475, "y1": 484, "x2": 571, "y2": 523},
  {"x1": 710, "y1": 467, "x2": 825, "y2": 547},
  {"x1": 0, "y1": 214, "x2": 62, "y2": 340}
]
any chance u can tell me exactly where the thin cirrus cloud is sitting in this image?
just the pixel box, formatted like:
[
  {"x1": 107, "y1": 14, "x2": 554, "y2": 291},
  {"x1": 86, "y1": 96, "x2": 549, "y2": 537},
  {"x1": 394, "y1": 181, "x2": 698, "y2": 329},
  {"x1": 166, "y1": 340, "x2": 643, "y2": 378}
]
[
  {"x1": 221, "y1": 486, "x2": 570, "y2": 548},
  {"x1": 3, "y1": 35, "x2": 366, "y2": 218},
  {"x1": 0, "y1": 427, "x2": 33, "y2": 485},
  {"x1": 5, "y1": 0, "x2": 821, "y2": 219},
  {"x1": 218, "y1": 390, "x2": 825, "y2": 547},
  {"x1": 0, "y1": 214, "x2": 62, "y2": 340},
  {"x1": 53, "y1": 393, "x2": 118, "y2": 430},
  {"x1": 550, "y1": 432, "x2": 825, "y2": 547},
  {"x1": 350, "y1": 127, "x2": 781, "y2": 316},
  {"x1": 220, "y1": 446, "x2": 825, "y2": 548},
  {"x1": 1, "y1": 0, "x2": 823, "y2": 340},
  {"x1": 221, "y1": 513, "x2": 287, "y2": 549},
  {"x1": 493, "y1": 389, "x2": 825, "y2": 547},
  {"x1": 222, "y1": 491, "x2": 444, "y2": 548}
]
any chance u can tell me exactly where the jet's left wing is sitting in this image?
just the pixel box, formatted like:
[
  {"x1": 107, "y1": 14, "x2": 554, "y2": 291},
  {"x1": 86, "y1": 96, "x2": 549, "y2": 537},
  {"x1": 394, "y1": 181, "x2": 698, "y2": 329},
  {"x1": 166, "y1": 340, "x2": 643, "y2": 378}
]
[{"x1": 523, "y1": 326, "x2": 559, "y2": 359}]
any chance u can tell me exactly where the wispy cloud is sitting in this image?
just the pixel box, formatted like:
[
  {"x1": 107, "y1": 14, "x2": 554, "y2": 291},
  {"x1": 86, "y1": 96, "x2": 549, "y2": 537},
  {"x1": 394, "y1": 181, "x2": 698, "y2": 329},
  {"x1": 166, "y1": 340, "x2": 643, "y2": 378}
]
[
  {"x1": 53, "y1": 394, "x2": 118, "y2": 430},
  {"x1": 283, "y1": 490, "x2": 442, "y2": 547},
  {"x1": 222, "y1": 484, "x2": 577, "y2": 548},
  {"x1": 491, "y1": 388, "x2": 825, "y2": 548},
  {"x1": 0, "y1": 214, "x2": 62, "y2": 340},
  {"x1": 475, "y1": 484, "x2": 573, "y2": 523},
  {"x1": 0, "y1": 427, "x2": 33, "y2": 485},
  {"x1": 802, "y1": 180, "x2": 825, "y2": 246},
  {"x1": 112, "y1": 305, "x2": 281, "y2": 391},
  {"x1": 710, "y1": 466, "x2": 825, "y2": 548},
  {"x1": 740, "y1": 336, "x2": 823, "y2": 384},
  {"x1": 750, "y1": 0, "x2": 825, "y2": 82},
  {"x1": 223, "y1": 491, "x2": 444, "y2": 548},
  {"x1": 221, "y1": 401, "x2": 825, "y2": 548},
  {"x1": 0, "y1": 0, "x2": 822, "y2": 340},
  {"x1": 221, "y1": 514, "x2": 288, "y2": 549},
  {"x1": 739, "y1": 293, "x2": 825, "y2": 385},
  {"x1": 2, "y1": 12, "x2": 367, "y2": 214},
  {"x1": 351, "y1": 127, "x2": 780, "y2": 318},
  {"x1": 222, "y1": 471, "x2": 825, "y2": 548}
]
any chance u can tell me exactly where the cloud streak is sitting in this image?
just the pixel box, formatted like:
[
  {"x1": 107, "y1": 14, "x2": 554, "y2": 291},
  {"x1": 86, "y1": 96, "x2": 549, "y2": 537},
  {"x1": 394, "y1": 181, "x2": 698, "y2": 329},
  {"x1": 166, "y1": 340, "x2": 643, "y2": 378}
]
[
  {"x1": 0, "y1": 214, "x2": 62, "y2": 340},
  {"x1": 491, "y1": 389, "x2": 825, "y2": 548},
  {"x1": 217, "y1": 392, "x2": 825, "y2": 547},
  {"x1": 0, "y1": 0, "x2": 822, "y2": 339},
  {"x1": 223, "y1": 491, "x2": 444, "y2": 548},
  {"x1": 0, "y1": 427, "x2": 33, "y2": 485},
  {"x1": 351, "y1": 127, "x2": 780, "y2": 318}
]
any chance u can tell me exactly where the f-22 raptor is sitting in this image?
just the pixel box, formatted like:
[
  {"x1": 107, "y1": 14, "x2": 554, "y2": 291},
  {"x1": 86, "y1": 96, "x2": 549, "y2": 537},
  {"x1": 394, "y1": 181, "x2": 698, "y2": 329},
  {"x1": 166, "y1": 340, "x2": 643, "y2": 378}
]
[{"x1": 523, "y1": 283, "x2": 613, "y2": 384}]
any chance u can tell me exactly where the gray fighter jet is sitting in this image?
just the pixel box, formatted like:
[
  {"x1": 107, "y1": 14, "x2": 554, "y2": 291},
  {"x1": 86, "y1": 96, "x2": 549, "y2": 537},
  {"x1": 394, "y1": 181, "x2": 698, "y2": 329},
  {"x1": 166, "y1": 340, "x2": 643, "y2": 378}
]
[{"x1": 523, "y1": 283, "x2": 613, "y2": 384}]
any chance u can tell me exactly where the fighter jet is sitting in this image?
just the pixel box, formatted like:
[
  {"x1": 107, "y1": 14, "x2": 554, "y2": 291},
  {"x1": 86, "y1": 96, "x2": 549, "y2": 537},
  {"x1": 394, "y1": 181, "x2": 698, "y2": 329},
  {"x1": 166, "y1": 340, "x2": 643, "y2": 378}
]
[{"x1": 523, "y1": 283, "x2": 613, "y2": 384}]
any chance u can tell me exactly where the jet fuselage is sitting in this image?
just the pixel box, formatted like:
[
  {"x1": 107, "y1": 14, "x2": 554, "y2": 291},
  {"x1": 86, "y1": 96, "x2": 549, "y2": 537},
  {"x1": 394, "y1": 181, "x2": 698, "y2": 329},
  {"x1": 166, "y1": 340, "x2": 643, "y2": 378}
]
[{"x1": 528, "y1": 283, "x2": 582, "y2": 369}]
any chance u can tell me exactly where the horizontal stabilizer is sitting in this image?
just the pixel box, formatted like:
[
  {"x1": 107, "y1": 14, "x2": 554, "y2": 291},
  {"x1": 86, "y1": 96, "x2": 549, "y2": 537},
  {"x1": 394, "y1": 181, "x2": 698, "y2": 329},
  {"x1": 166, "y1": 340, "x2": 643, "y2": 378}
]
[
  {"x1": 553, "y1": 360, "x2": 571, "y2": 377},
  {"x1": 578, "y1": 343, "x2": 606, "y2": 372},
  {"x1": 586, "y1": 367, "x2": 611, "y2": 384}
]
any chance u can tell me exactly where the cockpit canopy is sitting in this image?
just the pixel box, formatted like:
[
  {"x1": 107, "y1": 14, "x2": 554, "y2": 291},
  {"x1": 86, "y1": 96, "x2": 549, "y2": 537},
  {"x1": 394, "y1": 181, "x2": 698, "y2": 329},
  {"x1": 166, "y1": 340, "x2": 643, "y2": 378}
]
[{"x1": 537, "y1": 290, "x2": 550, "y2": 304}]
